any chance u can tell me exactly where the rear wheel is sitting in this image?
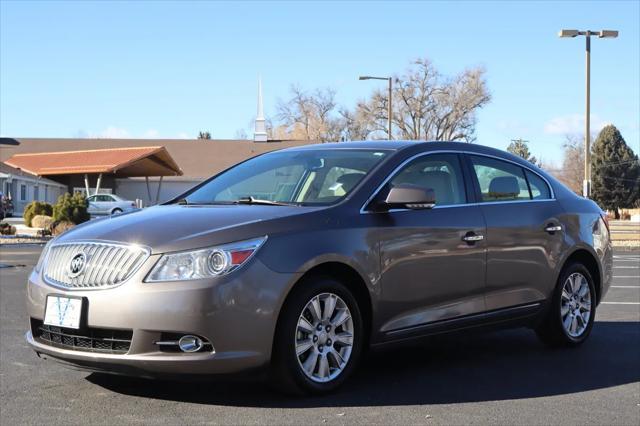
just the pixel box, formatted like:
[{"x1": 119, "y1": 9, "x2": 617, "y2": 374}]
[
  {"x1": 536, "y1": 262, "x2": 596, "y2": 347},
  {"x1": 271, "y1": 277, "x2": 363, "y2": 395},
  {"x1": 111, "y1": 208, "x2": 123, "y2": 215}
]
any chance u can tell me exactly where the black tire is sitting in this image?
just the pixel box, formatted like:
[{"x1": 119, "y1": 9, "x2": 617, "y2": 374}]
[
  {"x1": 536, "y1": 262, "x2": 597, "y2": 347},
  {"x1": 271, "y1": 276, "x2": 363, "y2": 395},
  {"x1": 111, "y1": 208, "x2": 123, "y2": 215}
]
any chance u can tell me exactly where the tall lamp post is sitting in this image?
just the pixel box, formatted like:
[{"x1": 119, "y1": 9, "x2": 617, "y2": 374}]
[
  {"x1": 558, "y1": 29, "x2": 618, "y2": 198},
  {"x1": 359, "y1": 76, "x2": 393, "y2": 139}
]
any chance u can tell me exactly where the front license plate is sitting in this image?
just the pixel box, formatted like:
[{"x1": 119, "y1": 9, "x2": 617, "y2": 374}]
[{"x1": 44, "y1": 296, "x2": 83, "y2": 329}]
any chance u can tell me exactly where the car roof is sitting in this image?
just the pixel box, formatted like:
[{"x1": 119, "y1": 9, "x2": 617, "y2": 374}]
[
  {"x1": 280, "y1": 140, "x2": 555, "y2": 177},
  {"x1": 281, "y1": 140, "x2": 417, "y2": 151},
  {"x1": 280, "y1": 140, "x2": 522, "y2": 159}
]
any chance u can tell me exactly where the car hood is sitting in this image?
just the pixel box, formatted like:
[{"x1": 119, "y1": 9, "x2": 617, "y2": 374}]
[{"x1": 56, "y1": 204, "x2": 324, "y2": 253}]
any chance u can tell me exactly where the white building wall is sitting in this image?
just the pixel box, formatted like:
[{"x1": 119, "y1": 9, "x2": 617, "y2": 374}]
[{"x1": 1, "y1": 175, "x2": 67, "y2": 215}]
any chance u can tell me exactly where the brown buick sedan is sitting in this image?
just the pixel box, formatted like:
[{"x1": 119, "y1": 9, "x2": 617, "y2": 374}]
[{"x1": 26, "y1": 141, "x2": 612, "y2": 394}]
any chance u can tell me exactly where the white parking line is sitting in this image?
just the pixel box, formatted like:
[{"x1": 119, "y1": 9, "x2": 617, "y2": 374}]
[
  {"x1": 614, "y1": 276, "x2": 640, "y2": 278},
  {"x1": 611, "y1": 286, "x2": 640, "y2": 289},
  {"x1": 601, "y1": 302, "x2": 640, "y2": 305},
  {"x1": 613, "y1": 266, "x2": 640, "y2": 269}
]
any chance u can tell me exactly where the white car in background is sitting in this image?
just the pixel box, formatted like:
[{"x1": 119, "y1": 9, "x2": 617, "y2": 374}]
[{"x1": 86, "y1": 194, "x2": 136, "y2": 216}]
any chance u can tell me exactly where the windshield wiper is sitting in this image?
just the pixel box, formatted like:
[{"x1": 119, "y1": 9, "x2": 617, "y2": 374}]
[
  {"x1": 175, "y1": 198, "x2": 189, "y2": 205},
  {"x1": 234, "y1": 197, "x2": 295, "y2": 206}
]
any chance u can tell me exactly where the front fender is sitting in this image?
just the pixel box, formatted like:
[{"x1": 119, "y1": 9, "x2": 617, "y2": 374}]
[{"x1": 257, "y1": 228, "x2": 380, "y2": 296}]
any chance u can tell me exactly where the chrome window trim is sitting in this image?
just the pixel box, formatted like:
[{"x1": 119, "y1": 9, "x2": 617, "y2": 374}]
[
  {"x1": 359, "y1": 149, "x2": 555, "y2": 214},
  {"x1": 42, "y1": 240, "x2": 151, "y2": 291}
]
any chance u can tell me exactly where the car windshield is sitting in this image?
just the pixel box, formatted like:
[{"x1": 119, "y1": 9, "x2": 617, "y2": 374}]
[{"x1": 179, "y1": 149, "x2": 390, "y2": 205}]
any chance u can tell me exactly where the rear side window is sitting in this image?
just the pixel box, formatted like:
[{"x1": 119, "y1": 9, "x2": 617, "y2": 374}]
[
  {"x1": 469, "y1": 155, "x2": 530, "y2": 202},
  {"x1": 525, "y1": 170, "x2": 551, "y2": 199},
  {"x1": 387, "y1": 153, "x2": 467, "y2": 206}
]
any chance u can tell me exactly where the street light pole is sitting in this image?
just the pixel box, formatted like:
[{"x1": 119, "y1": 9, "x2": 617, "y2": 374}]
[
  {"x1": 585, "y1": 32, "x2": 591, "y2": 199},
  {"x1": 359, "y1": 75, "x2": 393, "y2": 139},
  {"x1": 559, "y1": 29, "x2": 618, "y2": 198},
  {"x1": 387, "y1": 77, "x2": 392, "y2": 140}
]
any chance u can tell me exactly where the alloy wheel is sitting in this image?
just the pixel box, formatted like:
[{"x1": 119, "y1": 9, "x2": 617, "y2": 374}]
[
  {"x1": 560, "y1": 272, "x2": 592, "y2": 338},
  {"x1": 295, "y1": 292, "x2": 354, "y2": 383}
]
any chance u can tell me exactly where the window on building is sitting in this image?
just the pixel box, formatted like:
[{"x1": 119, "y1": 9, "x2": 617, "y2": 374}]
[
  {"x1": 20, "y1": 184, "x2": 27, "y2": 201},
  {"x1": 33, "y1": 186, "x2": 39, "y2": 201}
]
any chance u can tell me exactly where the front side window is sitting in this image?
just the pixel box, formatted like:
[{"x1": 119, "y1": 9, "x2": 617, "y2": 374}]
[
  {"x1": 470, "y1": 156, "x2": 530, "y2": 202},
  {"x1": 182, "y1": 149, "x2": 389, "y2": 205},
  {"x1": 383, "y1": 153, "x2": 467, "y2": 206}
]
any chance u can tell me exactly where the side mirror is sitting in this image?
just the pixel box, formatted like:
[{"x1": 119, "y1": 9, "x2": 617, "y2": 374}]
[{"x1": 383, "y1": 184, "x2": 436, "y2": 210}]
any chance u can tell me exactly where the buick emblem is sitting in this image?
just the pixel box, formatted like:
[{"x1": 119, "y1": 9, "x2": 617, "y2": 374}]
[{"x1": 68, "y1": 253, "x2": 87, "y2": 278}]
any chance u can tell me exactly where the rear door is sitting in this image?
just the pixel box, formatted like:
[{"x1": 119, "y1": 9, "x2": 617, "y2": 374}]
[
  {"x1": 464, "y1": 154, "x2": 565, "y2": 310},
  {"x1": 371, "y1": 153, "x2": 487, "y2": 338},
  {"x1": 103, "y1": 194, "x2": 117, "y2": 213}
]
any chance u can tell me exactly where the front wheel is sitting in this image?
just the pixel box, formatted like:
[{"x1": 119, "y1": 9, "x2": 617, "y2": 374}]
[
  {"x1": 536, "y1": 262, "x2": 596, "y2": 347},
  {"x1": 271, "y1": 277, "x2": 363, "y2": 395},
  {"x1": 111, "y1": 208, "x2": 123, "y2": 215}
]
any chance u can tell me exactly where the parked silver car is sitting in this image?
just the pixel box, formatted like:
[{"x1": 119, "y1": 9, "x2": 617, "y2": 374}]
[
  {"x1": 86, "y1": 194, "x2": 136, "y2": 216},
  {"x1": 26, "y1": 141, "x2": 612, "y2": 394}
]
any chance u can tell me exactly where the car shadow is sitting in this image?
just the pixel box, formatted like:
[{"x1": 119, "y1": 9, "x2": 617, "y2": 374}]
[{"x1": 88, "y1": 321, "x2": 640, "y2": 408}]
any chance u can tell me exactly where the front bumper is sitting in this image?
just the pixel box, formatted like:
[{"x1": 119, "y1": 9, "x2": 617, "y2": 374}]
[{"x1": 25, "y1": 254, "x2": 300, "y2": 377}]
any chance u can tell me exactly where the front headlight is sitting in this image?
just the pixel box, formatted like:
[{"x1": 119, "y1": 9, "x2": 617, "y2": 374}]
[
  {"x1": 34, "y1": 239, "x2": 54, "y2": 273},
  {"x1": 145, "y1": 236, "x2": 267, "y2": 282}
]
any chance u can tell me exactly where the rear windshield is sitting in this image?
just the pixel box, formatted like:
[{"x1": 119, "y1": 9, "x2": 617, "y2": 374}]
[{"x1": 180, "y1": 149, "x2": 389, "y2": 205}]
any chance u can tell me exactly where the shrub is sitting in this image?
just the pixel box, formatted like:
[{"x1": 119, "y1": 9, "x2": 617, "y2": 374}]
[
  {"x1": 50, "y1": 220, "x2": 75, "y2": 236},
  {"x1": 31, "y1": 215, "x2": 54, "y2": 229},
  {"x1": 23, "y1": 201, "x2": 53, "y2": 227},
  {"x1": 0, "y1": 222, "x2": 16, "y2": 235},
  {"x1": 53, "y1": 192, "x2": 90, "y2": 225}
]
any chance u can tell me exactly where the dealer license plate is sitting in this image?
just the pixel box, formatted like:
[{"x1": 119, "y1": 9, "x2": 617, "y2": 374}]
[{"x1": 44, "y1": 296, "x2": 82, "y2": 329}]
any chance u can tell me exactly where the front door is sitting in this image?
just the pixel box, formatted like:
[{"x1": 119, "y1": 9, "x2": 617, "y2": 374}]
[
  {"x1": 86, "y1": 195, "x2": 99, "y2": 215},
  {"x1": 371, "y1": 153, "x2": 487, "y2": 340}
]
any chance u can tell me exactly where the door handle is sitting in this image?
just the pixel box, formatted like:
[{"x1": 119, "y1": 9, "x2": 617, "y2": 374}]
[
  {"x1": 544, "y1": 224, "x2": 562, "y2": 234},
  {"x1": 462, "y1": 233, "x2": 484, "y2": 243}
]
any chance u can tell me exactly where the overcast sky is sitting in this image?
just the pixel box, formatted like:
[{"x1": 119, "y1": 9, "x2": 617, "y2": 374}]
[{"x1": 1, "y1": 0, "x2": 638, "y2": 164}]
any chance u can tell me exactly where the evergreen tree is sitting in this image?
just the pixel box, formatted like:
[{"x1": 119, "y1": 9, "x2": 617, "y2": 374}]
[
  {"x1": 591, "y1": 125, "x2": 640, "y2": 217},
  {"x1": 507, "y1": 138, "x2": 539, "y2": 166}
]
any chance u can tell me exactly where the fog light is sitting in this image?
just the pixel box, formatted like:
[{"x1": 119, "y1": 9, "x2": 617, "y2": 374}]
[{"x1": 178, "y1": 335, "x2": 204, "y2": 353}]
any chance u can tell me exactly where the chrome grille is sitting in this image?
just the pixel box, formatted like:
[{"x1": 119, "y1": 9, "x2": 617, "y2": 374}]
[{"x1": 43, "y1": 241, "x2": 150, "y2": 289}]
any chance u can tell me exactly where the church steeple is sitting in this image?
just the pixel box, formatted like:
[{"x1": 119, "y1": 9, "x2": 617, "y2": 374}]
[{"x1": 254, "y1": 76, "x2": 268, "y2": 142}]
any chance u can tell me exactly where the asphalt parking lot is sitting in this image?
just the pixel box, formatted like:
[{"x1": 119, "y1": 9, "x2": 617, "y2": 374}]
[{"x1": 1, "y1": 245, "x2": 638, "y2": 425}]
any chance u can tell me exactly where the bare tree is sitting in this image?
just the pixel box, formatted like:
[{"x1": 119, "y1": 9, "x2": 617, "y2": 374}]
[
  {"x1": 276, "y1": 86, "x2": 342, "y2": 142},
  {"x1": 234, "y1": 129, "x2": 248, "y2": 140},
  {"x1": 554, "y1": 133, "x2": 595, "y2": 194},
  {"x1": 336, "y1": 108, "x2": 375, "y2": 141},
  {"x1": 559, "y1": 135, "x2": 584, "y2": 194},
  {"x1": 356, "y1": 58, "x2": 491, "y2": 141}
]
